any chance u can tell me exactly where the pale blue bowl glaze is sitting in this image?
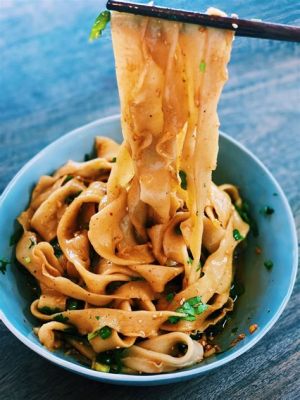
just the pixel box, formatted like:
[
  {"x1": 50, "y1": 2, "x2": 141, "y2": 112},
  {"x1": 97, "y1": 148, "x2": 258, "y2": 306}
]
[{"x1": 0, "y1": 115, "x2": 297, "y2": 386}]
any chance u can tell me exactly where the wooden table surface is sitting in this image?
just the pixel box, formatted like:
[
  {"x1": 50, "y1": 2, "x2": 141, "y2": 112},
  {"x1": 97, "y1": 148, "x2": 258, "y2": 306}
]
[{"x1": 0, "y1": 1, "x2": 299, "y2": 399}]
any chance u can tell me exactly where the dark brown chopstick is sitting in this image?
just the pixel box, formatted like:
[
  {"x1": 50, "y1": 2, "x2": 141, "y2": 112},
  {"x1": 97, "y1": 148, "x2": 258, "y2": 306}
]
[{"x1": 106, "y1": 0, "x2": 300, "y2": 43}]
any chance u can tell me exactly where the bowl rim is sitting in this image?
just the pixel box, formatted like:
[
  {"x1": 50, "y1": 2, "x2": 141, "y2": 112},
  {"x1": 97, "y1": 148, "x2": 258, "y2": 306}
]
[{"x1": 0, "y1": 114, "x2": 298, "y2": 384}]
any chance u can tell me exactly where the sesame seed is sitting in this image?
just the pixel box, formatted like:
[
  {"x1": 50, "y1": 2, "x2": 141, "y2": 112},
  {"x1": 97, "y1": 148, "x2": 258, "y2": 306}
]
[{"x1": 232, "y1": 23, "x2": 238, "y2": 29}]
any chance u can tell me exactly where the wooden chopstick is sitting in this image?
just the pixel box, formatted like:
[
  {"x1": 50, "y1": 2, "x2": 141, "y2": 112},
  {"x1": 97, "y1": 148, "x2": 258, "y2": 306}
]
[{"x1": 106, "y1": 0, "x2": 300, "y2": 43}]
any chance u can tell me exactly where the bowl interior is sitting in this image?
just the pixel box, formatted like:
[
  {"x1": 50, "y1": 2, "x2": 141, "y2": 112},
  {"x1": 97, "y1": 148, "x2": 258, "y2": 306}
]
[{"x1": 0, "y1": 115, "x2": 297, "y2": 385}]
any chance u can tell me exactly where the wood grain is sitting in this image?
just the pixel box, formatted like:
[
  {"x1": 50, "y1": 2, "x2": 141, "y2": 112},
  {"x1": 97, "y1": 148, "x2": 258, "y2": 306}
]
[{"x1": 0, "y1": 1, "x2": 299, "y2": 399}]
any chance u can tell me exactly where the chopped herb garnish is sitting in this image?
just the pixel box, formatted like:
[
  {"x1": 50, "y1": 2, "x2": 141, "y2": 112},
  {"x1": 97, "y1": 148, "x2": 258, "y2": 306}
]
[
  {"x1": 66, "y1": 298, "x2": 84, "y2": 311},
  {"x1": 111, "y1": 157, "x2": 117, "y2": 163},
  {"x1": 84, "y1": 142, "x2": 98, "y2": 162},
  {"x1": 0, "y1": 259, "x2": 10, "y2": 275},
  {"x1": 264, "y1": 260, "x2": 273, "y2": 270},
  {"x1": 233, "y1": 229, "x2": 244, "y2": 241},
  {"x1": 88, "y1": 326, "x2": 112, "y2": 341},
  {"x1": 187, "y1": 257, "x2": 193, "y2": 265},
  {"x1": 196, "y1": 261, "x2": 202, "y2": 272},
  {"x1": 260, "y1": 206, "x2": 274, "y2": 216},
  {"x1": 168, "y1": 296, "x2": 208, "y2": 324},
  {"x1": 65, "y1": 191, "x2": 82, "y2": 205},
  {"x1": 92, "y1": 361, "x2": 110, "y2": 373},
  {"x1": 89, "y1": 10, "x2": 111, "y2": 41},
  {"x1": 88, "y1": 330, "x2": 99, "y2": 341},
  {"x1": 62, "y1": 175, "x2": 74, "y2": 185},
  {"x1": 179, "y1": 170, "x2": 187, "y2": 190},
  {"x1": 199, "y1": 60, "x2": 206, "y2": 72},
  {"x1": 166, "y1": 292, "x2": 175, "y2": 302},
  {"x1": 95, "y1": 316, "x2": 100, "y2": 320},
  {"x1": 9, "y1": 223, "x2": 23, "y2": 246},
  {"x1": 50, "y1": 238, "x2": 63, "y2": 258},
  {"x1": 53, "y1": 314, "x2": 69, "y2": 323},
  {"x1": 99, "y1": 326, "x2": 112, "y2": 339},
  {"x1": 63, "y1": 326, "x2": 78, "y2": 335},
  {"x1": 235, "y1": 201, "x2": 259, "y2": 237},
  {"x1": 28, "y1": 238, "x2": 36, "y2": 249},
  {"x1": 96, "y1": 349, "x2": 125, "y2": 374},
  {"x1": 24, "y1": 256, "x2": 31, "y2": 264},
  {"x1": 174, "y1": 225, "x2": 182, "y2": 235},
  {"x1": 39, "y1": 306, "x2": 61, "y2": 315},
  {"x1": 168, "y1": 316, "x2": 181, "y2": 324},
  {"x1": 234, "y1": 202, "x2": 250, "y2": 224}
]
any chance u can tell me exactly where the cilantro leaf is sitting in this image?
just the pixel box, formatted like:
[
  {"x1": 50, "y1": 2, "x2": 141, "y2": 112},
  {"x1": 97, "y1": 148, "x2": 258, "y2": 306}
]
[
  {"x1": 199, "y1": 60, "x2": 206, "y2": 72},
  {"x1": 0, "y1": 259, "x2": 10, "y2": 275},
  {"x1": 89, "y1": 10, "x2": 111, "y2": 42},
  {"x1": 179, "y1": 170, "x2": 187, "y2": 190},
  {"x1": 264, "y1": 260, "x2": 273, "y2": 270},
  {"x1": 233, "y1": 229, "x2": 244, "y2": 241},
  {"x1": 166, "y1": 292, "x2": 175, "y2": 302},
  {"x1": 260, "y1": 206, "x2": 274, "y2": 216},
  {"x1": 53, "y1": 314, "x2": 69, "y2": 323},
  {"x1": 167, "y1": 296, "x2": 208, "y2": 324}
]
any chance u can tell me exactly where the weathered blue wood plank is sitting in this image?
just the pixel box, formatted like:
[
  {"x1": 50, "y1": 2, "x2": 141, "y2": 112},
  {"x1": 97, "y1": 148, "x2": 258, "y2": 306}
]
[{"x1": 0, "y1": 1, "x2": 299, "y2": 399}]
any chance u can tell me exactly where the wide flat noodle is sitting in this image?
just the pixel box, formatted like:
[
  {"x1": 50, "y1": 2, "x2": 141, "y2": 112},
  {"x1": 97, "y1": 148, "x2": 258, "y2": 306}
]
[{"x1": 14, "y1": 8, "x2": 251, "y2": 375}]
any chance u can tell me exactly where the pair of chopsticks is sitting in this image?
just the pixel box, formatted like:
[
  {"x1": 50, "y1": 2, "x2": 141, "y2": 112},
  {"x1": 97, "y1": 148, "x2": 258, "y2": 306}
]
[{"x1": 106, "y1": 0, "x2": 300, "y2": 43}]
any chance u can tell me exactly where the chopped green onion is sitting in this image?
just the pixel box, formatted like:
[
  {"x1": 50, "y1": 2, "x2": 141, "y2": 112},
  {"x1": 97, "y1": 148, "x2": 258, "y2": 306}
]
[
  {"x1": 168, "y1": 316, "x2": 181, "y2": 324},
  {"x1": 53, "y1": 314, "x2": 69, "y2": 323},
  {"x1": 65, "y1": 191, "x2": 82, "y2": 205},
  {"x1": 62, "y1": 175, "x2": 74, "y2": 185},
  {"x1": 235, "y1": 201, "x2": 259, "y2": 237},
  {"x1": 92, "y1": 361, "x2": 110, "y2": 372},
  {"x1": 95, "y1": 316, "x2": 100, "y2": 320},
  {"x1": 111, "y1": 157, "x2": 117, "y2": 163},
  {"x1": 99, "y1": 326, "x2": 112, "y2": 339},
  {"x1": 166, "y1": 292, "x2": 175, "y2": 302},
  {"x1": 196, "y1": 261, "x2": 202, "y2": 272},
  {"x1": 260, "y1": 206, "x2": 274, "y2": 216},
  {"x1": 234, "y1": 202, "x2": 250, "y2": 224},
  {"x1": 88, "y1": 326, "x2": 112, "y2": 341},
  {"x1": 50, "y1": 238, "x2": 63, "y2": 258},
  {"x1": 66, "y1": 298, "x2": 84, "y2": 310},
  {"x1": 38, "y1": 306, "x2": 61, "y2": 315},
  {"x1": 96, "y1": 349, "x2": 125, "y2": 373},
  {"x1": 233, "y1": 229, "x2": 244, "y2": 241},
  {"x1": 88, "y1": 331, "x2": 99, "y2": 341},
  {"x1": 179, "y1": 170, "x2": 187, "y2": 190},
  {"x1": 199, "y1": 60, "x2": 206, "y2": 72},
  {"x1": 264, "y1": 260, "x2": 273, "y2": 270},
  {"x1": 187, "y1": 257, "x2": 193, "y2": 265},
  {"x1": 89, "y1": 10, "x2": 111, "y2": 41},
  {"x1": 0, "y1": 259, "x2": 10, "y2": 275}
]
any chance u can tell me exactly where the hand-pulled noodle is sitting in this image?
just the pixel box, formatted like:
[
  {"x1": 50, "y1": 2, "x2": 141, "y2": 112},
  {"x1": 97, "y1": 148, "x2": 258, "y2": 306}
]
[{"x1": 15, "y1": 8, "x2": 249, "y2": 375}]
